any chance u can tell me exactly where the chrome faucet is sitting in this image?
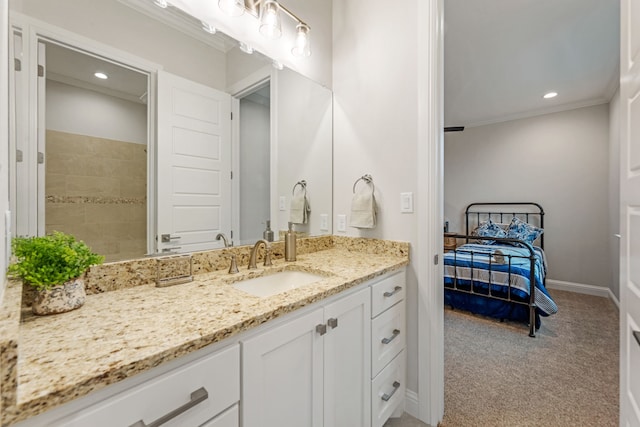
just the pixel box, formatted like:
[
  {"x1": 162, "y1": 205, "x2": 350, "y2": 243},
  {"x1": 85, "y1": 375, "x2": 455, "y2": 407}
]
[
  {"x1": 248, "y1": 239, "x2": 273, "y2": 269},
  {"x1": 216, "y1": 233, "x2": 231, "y2": 248}
]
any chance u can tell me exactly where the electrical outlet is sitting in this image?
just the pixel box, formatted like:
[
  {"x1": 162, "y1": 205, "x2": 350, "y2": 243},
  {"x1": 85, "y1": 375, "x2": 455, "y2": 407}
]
[
  {"x1": 337, "y1": 214, "x2": 346, "y2": 232},
  {"x1": 279, "y1": 196, "x2": 286, "y2": 211},
  {"x1": 320, "y1": 214, "x2": 328, "y2": 231}
]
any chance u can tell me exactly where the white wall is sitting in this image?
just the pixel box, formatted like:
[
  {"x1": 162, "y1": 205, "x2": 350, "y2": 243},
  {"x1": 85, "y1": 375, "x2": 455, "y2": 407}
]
[
  {"x1": 239, "y1": 97, "x2": 270, "y2": 244},
  {"x1": 333, "y1": 0, "x2": 422, "y2": 395},
  {"x1": 274, "y1": 68, "x2": 332, "y2": 236},
  {"x1": 10, "y1": 0, "x2": 227, "y2": 90},
  {"x1": 46, "y1": 80, "x2": 147, "y2": 144},
  {"x1": 444, "y1": 104, "x2": 611, "y2": 288},
  {"x1": 609, "y1": 89, "x2": 620, "y2": 300},
  {"x1": 0, "y1": 0, "x2": 9, "y2": 302}
]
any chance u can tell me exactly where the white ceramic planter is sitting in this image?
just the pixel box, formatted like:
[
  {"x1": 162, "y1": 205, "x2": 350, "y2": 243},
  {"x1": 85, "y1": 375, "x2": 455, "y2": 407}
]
[{"x1": 32, "y1": 277, "x2": 86, "y2": 315}]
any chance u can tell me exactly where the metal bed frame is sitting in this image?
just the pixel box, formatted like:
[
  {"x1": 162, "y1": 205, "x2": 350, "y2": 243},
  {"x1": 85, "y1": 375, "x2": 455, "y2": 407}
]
[{"x1": 446, "y1": 202, "x2": 545, "y2": 337}]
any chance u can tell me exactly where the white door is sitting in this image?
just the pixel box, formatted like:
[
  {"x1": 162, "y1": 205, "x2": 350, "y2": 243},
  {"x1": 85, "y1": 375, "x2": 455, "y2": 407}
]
[
  {"x1": 323, "y1": 288, "x2": 371, "y2": 427},
  {"x1": 157, "y1": 71, "x2": 231, "y2": 253},
  {"x1": 241, "y1": 308, "x2": 324, "y2": 427},
  {"x1": 620, "y1": 0, "x2": 640, "y2": 425}
]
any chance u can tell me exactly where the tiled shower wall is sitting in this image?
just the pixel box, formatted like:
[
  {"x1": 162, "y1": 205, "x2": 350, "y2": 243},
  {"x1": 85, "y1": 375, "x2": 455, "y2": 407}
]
[{"x1": 45, "y1": 130, "x2": 147, "y2": 262}]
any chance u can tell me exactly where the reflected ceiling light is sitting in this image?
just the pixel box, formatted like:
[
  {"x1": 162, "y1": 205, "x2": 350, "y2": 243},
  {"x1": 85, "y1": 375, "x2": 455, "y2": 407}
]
[
  {"x1": 239, "y1": 42, "x2": 254, "y2": 54},
  {"x1": 94, "y1": 72, "x2": 108, "y2": 79},
  {"x1": 291, "y1": 23, "x2": 311, "y2": 57},
  {"x1": 259, "y1": 0, "x2": 282, "y2": 39},
  {"x1": 201, "y1": 21, "x2": 217, "y2": 34},
  {"x1": 543, "y1": 91, "x2": 558, "y2": 99},
  {"x1": 153, "y1": 0, "x2": 168, "y2": 8},
  {"x1": 218, "y1": 0, "x2": 244, "y2": 17},
  {"x1": 272, "y1": 60, "x2": 284, "y2": 70}
]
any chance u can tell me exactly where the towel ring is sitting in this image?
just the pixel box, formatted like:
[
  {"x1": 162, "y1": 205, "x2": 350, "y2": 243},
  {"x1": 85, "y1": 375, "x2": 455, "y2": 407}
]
[
  {"x1": 353, "y1": 174, "x2": 374, "y2": 193},
  {"x1": 292, "y1": 180, "x2": 307, "y2": 194}
]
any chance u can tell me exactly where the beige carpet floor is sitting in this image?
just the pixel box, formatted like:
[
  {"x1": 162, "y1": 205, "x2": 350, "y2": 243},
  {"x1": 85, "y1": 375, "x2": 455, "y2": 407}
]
[{"x1": 440, "y1": 289, "x2": 619, "y2": 427}]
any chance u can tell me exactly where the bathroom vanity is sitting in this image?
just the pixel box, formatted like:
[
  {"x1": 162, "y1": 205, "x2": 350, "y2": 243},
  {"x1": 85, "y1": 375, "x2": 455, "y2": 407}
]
[{"x1": 0, "y1": 236, "x2": 408, "y2": 427}]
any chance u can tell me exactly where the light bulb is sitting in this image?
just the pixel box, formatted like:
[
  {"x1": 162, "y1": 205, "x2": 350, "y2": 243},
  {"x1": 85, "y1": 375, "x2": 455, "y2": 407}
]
[
  {"x1": 292, "y1": 23, "x2": 311, "y2": 57},
  {"x1": 259, "y1": 1, "x2": 282, "y2": 39}
]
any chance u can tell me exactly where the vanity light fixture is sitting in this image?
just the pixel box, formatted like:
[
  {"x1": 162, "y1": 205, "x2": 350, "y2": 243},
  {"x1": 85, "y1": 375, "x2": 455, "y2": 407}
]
[
  {"x1": 543, "y1": 91, "x2": 558, "y2": 99},
  {"x1": 153, "y1": 0, "x2": 168, "y2": 8},
  {"x1": 291, "y1": 23, "x2": 311, "y2": 57},
  {"x1": 94, "y1": 72, "x2": 108, "y2": 79},
  {"x1": 218, "y1": 0, "x2": 245, "y2": 17},
  {"x1": 219, "y1": 0, "x2": 311, "y2": 57},
  {"x1": 259, "y1": 0, "x2": 282, "y2": 39},
  {"x1": 239, "y1": 42, "x2": 254, "y2": 54},
  {"x1": 201, "y1": 21, "x2": 217, "y2": 34}
]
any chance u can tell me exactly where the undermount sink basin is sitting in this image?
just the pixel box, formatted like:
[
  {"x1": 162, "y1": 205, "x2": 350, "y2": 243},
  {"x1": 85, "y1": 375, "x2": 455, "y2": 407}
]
[{"x1": 232, "y1": 270, "x2": 326, "y2": 297}]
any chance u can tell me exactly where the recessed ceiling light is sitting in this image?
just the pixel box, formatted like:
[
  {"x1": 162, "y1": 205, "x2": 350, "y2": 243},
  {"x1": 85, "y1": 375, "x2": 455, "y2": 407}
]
[
  {"x1": 543, "y1": 91, "x2": 558, "y2": 99},
  {"x1": 94, "y1": 72, "x2": 108, "y2": 80}
]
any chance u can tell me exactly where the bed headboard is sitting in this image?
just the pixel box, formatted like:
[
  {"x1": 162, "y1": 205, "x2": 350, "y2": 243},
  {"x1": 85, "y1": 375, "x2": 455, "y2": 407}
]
[{"x1": 464, "y1": 202, "x2": 545, "y2": 249}]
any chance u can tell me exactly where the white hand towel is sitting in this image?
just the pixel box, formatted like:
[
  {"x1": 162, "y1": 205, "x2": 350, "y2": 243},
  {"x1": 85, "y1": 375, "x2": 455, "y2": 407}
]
[
  {"x1": 290, "y1": 182, "x2": 311, "y2": 224},
  {"x1": 349, "y1": 177, "x2": 377, "y2": 229}
]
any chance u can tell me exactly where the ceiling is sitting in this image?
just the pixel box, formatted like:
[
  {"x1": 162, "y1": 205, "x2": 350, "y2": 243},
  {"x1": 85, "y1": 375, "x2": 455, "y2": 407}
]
[{"x1": 443, "y1": 0, "x2": 620, "y2": 128}]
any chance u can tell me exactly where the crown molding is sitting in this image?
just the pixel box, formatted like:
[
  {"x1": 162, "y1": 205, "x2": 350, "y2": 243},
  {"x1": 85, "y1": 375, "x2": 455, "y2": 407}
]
[{"x1": 117, "y1": 0, "x2": 231, "y2": 52}]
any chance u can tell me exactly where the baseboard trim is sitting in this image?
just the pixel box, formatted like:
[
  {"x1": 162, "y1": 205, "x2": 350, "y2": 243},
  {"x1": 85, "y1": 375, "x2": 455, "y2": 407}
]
[
  {"x1": 546, "y1": 279, "x2": 618, "y2": 308},
  {"x1": 404, "y1": 388, "x2": 420, "y2": 419}
]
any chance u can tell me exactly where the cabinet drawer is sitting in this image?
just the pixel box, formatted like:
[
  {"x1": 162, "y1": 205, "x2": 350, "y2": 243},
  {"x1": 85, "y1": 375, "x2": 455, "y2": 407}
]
[
  {"x1": 371, "y1": 350, "x2": 405, "y2": 427},
  {"x1": 58, "y1": 345, "x2": 240, "y2": 427},
  {"x1": 200, "y1": 404, "x2": 239, "y2": 427},
  {"x1": 371, "y1": 300, "x2": 405, "y2": 377},
  {"x1": 371, "y1": 271, "x2": 406, "y2": 318}
]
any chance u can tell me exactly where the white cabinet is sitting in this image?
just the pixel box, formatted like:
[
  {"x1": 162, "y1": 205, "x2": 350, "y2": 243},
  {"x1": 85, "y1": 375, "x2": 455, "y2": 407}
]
[
  {"x1": 242, "y1": 287, "x2": 371, "y2": 427},
  {"x1": 370, "y1": 270, "x2": 406, "y2": 427},
  {"x1": 52, "y1": 345, "x2": 240, "y2": 427}
]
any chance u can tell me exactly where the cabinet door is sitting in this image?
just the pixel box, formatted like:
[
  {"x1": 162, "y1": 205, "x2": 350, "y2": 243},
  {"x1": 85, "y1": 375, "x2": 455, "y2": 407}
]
[
  {"x1": 242, "y1": 308, "x2": 324, "y2": 427},
  {"x1": 323, "y1": 288, "x2": 371, "y2": 427}
]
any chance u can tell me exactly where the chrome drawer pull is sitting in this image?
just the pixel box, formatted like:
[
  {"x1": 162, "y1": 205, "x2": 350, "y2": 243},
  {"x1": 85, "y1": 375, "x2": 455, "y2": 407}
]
[
  {"x1": 381, "y1": 381, "x2": 401, "y2": 402},
  {"x1": 634, "y1": 331, "x2": 640, "y2": 346},
  {"x1": 129, "y1": 387, "x2": 208, "y2": 427},
  {"x1": 381, "y1": 329, "x2": 401, "y2": 344},
  {"x1": 383, "y1": 286, "x2": 402, "y2": 297}
]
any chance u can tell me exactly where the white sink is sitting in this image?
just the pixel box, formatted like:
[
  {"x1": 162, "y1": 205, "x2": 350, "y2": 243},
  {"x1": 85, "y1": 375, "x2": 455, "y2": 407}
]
[{"x1": 232, "y1": 270, "x2": 326, "y2": 297}]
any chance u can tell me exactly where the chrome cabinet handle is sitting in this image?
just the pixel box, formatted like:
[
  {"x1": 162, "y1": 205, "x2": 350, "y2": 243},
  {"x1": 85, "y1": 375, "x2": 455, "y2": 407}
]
[
  {"x1": 634, "y1": 331, "x2": 640, "y2": 346},
  {"x1": 381, "y1": 381, "x2": 401, "y2": 402},
  {"x1": 129, "y1": 387, "x2": 208, "y2": 427},
  {"x1": 161, "y1": 234, "x2": 181, "y2": 243},
  {"x1": 327, "y1": 318, "x2": 338, "y2": 328},
  {"x1": 383, "y1": 286, "x2": 402, "y2": 297},
  {"x1": 316, "y1": 324, "x2": 327, "y2": 336},
  {"x1": 381, "y1": 329, "x2": 401, "y2": 344}
]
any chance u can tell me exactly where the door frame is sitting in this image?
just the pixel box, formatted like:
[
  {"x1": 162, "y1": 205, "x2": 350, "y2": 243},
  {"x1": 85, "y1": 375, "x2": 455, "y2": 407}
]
[
  {"x1": 9, "y1": 13, "x2": 160, "y2": 254},
  {"x1": 417, "y1": 0, "x2": 445, "y2": 424}
]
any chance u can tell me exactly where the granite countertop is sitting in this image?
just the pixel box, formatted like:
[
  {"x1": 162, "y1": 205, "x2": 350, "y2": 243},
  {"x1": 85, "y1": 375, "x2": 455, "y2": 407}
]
[{"x1": 0, "y1": 238, "x2": 409, "y2": 426}]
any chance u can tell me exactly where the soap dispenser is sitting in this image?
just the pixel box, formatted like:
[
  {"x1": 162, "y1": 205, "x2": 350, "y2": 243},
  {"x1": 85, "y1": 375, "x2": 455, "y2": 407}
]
[
  {"x1": 285, "y1": 222, "x2": 296, "y2": 262},
  {"x1": 263, "y1": 220, "x2": 274, "y2": 242}
]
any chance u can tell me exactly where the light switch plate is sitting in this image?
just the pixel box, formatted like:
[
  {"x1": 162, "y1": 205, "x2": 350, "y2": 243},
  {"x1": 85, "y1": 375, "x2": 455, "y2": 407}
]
[
  {"x1": 279, "y1": 196, "x2": 286, "y2": 211},
  {"x1": 337, "y1": 214, "x2": 346, "y2": 232},
  {"x1": 320, "y1": 214, "x2": 328, "y2": 231},
  {"x1": 400, "y1": 192, "x2": 414, "y2": 213}
]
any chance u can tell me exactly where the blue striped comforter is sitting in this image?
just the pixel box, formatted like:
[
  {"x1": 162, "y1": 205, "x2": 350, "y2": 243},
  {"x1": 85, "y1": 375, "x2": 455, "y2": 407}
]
[{"x1": 443, "y1": 243, "x2": 557, "y2": 316}]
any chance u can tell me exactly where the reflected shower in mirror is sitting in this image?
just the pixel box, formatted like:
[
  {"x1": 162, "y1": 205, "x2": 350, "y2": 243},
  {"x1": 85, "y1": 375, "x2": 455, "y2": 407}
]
[{"x1": 43, "y1": 42, "x2": 149, "y2": 262}]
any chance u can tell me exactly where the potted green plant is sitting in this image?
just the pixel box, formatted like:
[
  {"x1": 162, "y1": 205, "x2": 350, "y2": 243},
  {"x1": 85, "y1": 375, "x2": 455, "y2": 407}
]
[{"x1": 8, "y1": 231, "x2": 104, "y2": 315}]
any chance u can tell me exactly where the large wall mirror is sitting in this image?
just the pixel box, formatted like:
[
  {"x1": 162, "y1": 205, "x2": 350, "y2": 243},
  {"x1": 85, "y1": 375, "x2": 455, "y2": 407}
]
[{"x1": 9, "y1": 0, "x2": 332, "y2": 262}]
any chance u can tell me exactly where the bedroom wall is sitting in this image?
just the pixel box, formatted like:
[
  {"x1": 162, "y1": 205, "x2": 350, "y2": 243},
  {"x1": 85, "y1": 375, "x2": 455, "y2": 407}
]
[
  {"x1": 333, "y1": 0, "x2": 422, "y2": 397},
  {"x1": 444, "y1": 103, "x2": 611, "y2": 289},
  {"x1": 609, "y1": 89, "x2": 620, "y2": 300}
]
